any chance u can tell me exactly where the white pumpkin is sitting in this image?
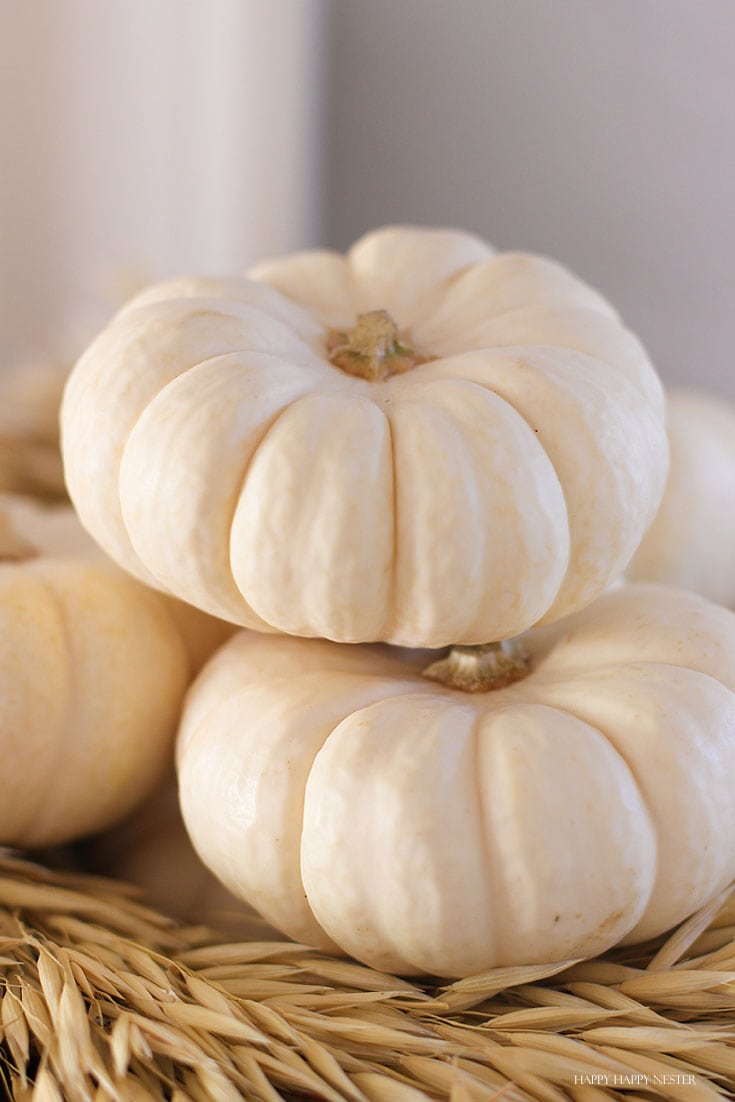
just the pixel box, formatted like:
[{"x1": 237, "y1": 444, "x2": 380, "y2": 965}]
[
  {"x1": 62, "y1": 226, "x2": 667, "y2": 647},
  {"x1": 178, "y1": 584, "x2": 735, "y2": 977},
  {"x1": 0, "y1": 495, "x2": 231, "y2": 846},
  {"x1": 628, "y1": 388, "x2": 735, "y2": 607}
]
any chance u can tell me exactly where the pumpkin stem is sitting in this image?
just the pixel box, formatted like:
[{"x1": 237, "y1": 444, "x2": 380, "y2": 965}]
[
  {"x1": 326, "y1": 310, "x2": 431, "y2": 381},
  {"x1": 422, "y1": 639, "x2": 530, "y2": 693},
  {"x1": 0, "y1": 512, "x2": 38, "y2": 563}
]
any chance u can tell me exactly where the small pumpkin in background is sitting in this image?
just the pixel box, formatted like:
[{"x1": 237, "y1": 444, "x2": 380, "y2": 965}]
[
  {"x1": 0, "y1": 360, "x2": 68, "y2": 502},
  {"x1": 178, "y1": 584, "x2": 735, "y2": 978},
  {"x1": 0, "y1": 494, "x2": 232, "y2": 848},
  {"x1": 85, "y1": 772, "x2": 274, "y2": 938},
  {"x1": 62, "y1": 225, "x2": 668, "y2": 647},
  {"x1": 628, "y1": 388, "x2": 735, "y2": 608}
]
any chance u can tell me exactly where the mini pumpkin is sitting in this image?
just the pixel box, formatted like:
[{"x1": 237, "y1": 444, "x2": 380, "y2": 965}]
[
  {"x1": 86, "y1": 772, "x2": 273, "y2": 937},
  {"x1": 0, "y1": 495, "x2": 231, "y2": 847},
  {"x1": 628, "y1": 388, "x2": 735, "y2": 608},
  {"x1": 62, "y1": 226, "x2": 668, "y2": 647},
  {"x1": 178, "y1": 584, "x2": 735, "y2": 977}
]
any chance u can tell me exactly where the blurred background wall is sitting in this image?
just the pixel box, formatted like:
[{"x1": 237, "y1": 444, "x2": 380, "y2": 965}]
[
  {"x1": 325, "y1": 0, "x2": 735, "y2": 397},
  {"x1": 0, "y1": 0, "x2": 733, "y2": 397},
  {"x1": 0, "y1": 0, "x2": 326, "y2": 362}
]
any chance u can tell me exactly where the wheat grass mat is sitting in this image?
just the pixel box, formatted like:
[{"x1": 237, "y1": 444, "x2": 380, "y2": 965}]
[{"x1": 1, "y1": 852, "x2": 734, "y2": 1101}]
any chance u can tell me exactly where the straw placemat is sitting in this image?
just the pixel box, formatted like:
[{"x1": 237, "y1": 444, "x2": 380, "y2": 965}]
[{"x1": 1, "y1": 853, "x2": 734, "y2": 1100}]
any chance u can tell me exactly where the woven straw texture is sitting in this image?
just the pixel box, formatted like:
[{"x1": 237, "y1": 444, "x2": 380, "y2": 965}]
[{"x1": 1, "y1": 852, "x2": 734, "y2": 1101}]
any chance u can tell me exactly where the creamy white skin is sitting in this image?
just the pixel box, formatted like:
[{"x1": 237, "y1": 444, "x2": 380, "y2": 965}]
[
  {"x1": 62, "y1": 226, "x2": 668, "y2": 647},
  {"x1": 177, "y1": 584, "x2": 735, "y2": 978},
  {"x1": 629, "y1": 388, "x2": 735, "y2": 607}
]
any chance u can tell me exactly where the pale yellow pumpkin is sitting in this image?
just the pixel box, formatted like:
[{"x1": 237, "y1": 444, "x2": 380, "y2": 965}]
[
  {"x1": 62, "y1": 226, "x2": 668, "y2": 647},
  {"x1": 0, "y1": 495, "x2": 231, "y2": 846},
  {"x1": 178, "y1": 584, "x2": 735, "y2": 977},
  {"x1": 628, "y1": 388, "x2": 735, "y2": 607}
]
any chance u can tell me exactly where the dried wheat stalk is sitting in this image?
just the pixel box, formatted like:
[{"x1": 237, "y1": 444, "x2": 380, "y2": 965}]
[{"x1": 1, "y1": 852, "x2": 734, "y2": 1101}]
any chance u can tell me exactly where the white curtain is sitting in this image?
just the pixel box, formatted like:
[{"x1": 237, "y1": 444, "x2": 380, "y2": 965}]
[{"x1": 0, "y1": 0, "x2": 326, "y2": 363}]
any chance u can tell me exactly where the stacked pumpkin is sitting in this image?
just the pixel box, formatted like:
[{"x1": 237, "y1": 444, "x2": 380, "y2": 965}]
[{"x1": 7, "y1": 224, "x2": 734, "y2": 979}]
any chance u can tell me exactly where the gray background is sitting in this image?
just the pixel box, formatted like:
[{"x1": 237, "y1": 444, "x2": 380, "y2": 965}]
[
  {"x1": 1, "y1": 0, "x2": 733, "y2": 400},
  {"x1": 323, "y1": 0, "x2": 735, "y2": 398}
]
